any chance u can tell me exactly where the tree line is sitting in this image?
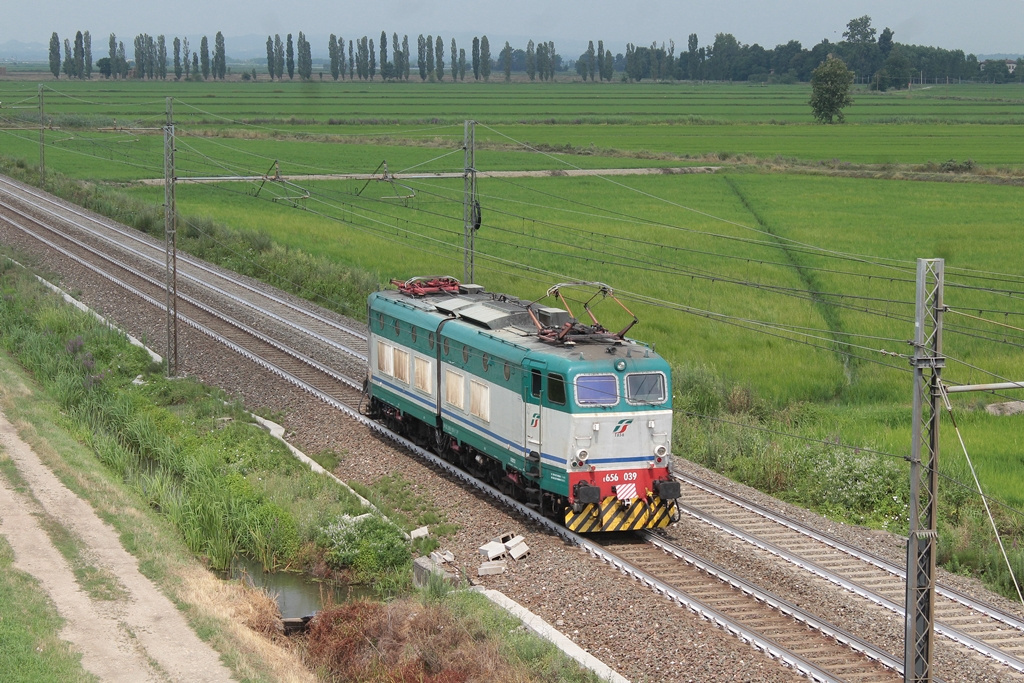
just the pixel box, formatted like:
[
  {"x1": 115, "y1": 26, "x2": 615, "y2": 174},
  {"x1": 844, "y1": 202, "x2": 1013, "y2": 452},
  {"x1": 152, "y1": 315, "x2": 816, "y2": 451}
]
[{"x1": 45, "y1": 18, "x2": 1022, "y2": 87}]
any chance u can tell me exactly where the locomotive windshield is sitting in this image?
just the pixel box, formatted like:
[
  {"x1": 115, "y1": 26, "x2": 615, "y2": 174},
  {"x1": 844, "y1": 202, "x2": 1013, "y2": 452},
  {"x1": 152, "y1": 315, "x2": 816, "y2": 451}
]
[
  {"x1": 575, "y1": 374, "x2": 619, "y2": 406},
  {"x1": 625, "y1": 372, "x2": 667, "y2": 405}
]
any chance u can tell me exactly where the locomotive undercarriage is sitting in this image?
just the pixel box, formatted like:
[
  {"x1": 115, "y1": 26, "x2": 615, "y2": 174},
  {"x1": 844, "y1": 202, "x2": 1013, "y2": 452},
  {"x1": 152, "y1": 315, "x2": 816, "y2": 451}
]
[{"x1": 367, "y1": 397, "x2": 569, "y2": 519}]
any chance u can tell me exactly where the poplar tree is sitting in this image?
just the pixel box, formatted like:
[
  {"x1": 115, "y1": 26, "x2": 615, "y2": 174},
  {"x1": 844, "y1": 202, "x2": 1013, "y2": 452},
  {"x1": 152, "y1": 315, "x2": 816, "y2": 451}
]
[
  {"x1": 213, "y1": 32, "x2": 225, "y2": 79},
  {"x1": 425, "y1": 35, "x2": 434, "y2": 80},
  {"x1": 435, "y1": 35, "x2": 444, "y2": 82},
  {"x1": 471, "y1": 37, "x2": 480, "y2": 79},
  {"x1": 49, "y1": 32, "x2": 61, "y2": 78},
  {"x1": 274, "y1": 34, "x2": 284, "y2": 79},
  {"x1": 156, "y1": 35, "x2": 166, "y2": 79},
  {"x1": 402, "y1": 35, "x2": 410, "y2": 80},
  {"x1": 266, "y1": 36, "x2": 274, "y2": 79},
  {"x1": 459, "y1": 48, "x2": 466, "y2": 80},
  {"x1": 417, "y1": 35, "x2": 427, "y2": 80},
  {"x1": 108, "y1": 33, "x2": 117, "y2": 79},
  {"x1": 286, "y1": 33, "x2": 294, "y2": 79},
  {"x1": 176, "y1": 37, "x2": 183, "y2": 80},
  {"x1": 480, "y1": 36, "x2": 491, "y2": 80},
  {"x1": 200, "y1": 36, "x2": 210, "y2": 79},
  {"x1": 451, "y1": 38, "x2": 457, "y2": 81},
  {"x1": 329, "y1": 34, "x2": 339, "y2": 80},
  {"x1": 84, "y1": 31, "x2": 93, "y2": 78},
  {"x1": 525, "y1": 40, "x2": 535, "y2": 81},
  {"x1": 502, "y1": 41, "x2": 512, "y2": 82}
]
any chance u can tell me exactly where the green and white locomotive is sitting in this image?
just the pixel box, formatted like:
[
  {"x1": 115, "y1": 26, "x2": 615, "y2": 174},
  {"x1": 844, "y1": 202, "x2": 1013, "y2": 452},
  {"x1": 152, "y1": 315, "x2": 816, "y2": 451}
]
[{"x1": 366, "y1": 276, "x2": 680, "y2": 532}]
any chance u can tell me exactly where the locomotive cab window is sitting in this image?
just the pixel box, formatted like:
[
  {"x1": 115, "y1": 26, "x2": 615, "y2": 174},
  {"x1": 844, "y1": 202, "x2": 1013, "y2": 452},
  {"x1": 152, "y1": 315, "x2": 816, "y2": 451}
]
[
  {"x1": 531, "y1": 369, "x2": 542, "y2": 398},
  {"x1": 575, "y1": 374, "x2": 618, "y2": 406},
  {"x1": 547, "y1": 373, "x2": 567, "y2": 405},
  {"x1": 626, "y1": 372, "x2": 667, "y2": 405}
]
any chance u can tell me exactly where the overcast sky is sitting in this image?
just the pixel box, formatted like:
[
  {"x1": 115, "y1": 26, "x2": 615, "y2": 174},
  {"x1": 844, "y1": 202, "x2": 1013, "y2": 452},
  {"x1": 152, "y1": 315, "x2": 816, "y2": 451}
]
[{"x1": 7, "y1": 0, "x2": 1022, "y2": 56}]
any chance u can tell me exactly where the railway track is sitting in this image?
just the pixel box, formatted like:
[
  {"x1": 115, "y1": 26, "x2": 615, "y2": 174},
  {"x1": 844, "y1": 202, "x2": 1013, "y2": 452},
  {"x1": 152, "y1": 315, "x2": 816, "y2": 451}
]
[{"x1": 3, "y1": 174, "x2": 1023, "y2": 681}]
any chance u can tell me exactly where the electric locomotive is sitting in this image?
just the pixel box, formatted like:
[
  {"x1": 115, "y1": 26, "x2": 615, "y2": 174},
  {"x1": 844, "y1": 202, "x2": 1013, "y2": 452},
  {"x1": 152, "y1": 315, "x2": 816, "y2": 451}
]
[{"x1": 365, "y1": 276, "x2": 680, "y2": 532}]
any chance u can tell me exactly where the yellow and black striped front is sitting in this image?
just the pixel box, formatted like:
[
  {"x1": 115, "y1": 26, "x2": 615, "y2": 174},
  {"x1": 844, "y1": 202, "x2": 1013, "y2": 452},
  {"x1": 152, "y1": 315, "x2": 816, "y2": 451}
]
[{"x1": 565, "y1": 496, "x2": 676, "y2": 532}]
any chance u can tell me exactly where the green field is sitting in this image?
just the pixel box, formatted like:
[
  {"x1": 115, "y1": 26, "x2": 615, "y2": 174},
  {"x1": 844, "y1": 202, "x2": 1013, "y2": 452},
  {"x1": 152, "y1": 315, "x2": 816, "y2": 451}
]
[{"x1": 2, "y1": 78, "x2": 1023, "y2": 595}]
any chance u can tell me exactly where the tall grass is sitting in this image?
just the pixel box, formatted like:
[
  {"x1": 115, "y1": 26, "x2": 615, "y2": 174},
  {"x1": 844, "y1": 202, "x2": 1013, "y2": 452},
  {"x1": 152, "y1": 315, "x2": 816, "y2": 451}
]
[{"x1": 0, "y1": 262, "x2": 365, "y2": 571}]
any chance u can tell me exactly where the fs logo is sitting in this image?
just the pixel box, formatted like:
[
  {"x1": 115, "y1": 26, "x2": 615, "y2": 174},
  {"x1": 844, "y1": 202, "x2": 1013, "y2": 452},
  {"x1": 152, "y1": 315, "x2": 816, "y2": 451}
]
[
  {"x1": 613, "y1": 419, "x2": 633, "y2": 436},
  {"x1": 530, "y1": 413, "x2": 540, "y2": 429}
]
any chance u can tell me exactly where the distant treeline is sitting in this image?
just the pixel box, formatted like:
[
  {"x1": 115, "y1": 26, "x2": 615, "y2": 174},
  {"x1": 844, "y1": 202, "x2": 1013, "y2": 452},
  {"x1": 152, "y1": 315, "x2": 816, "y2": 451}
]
[{"x1": 46, "y1": 16, "x2": 1023, "y2": 88}]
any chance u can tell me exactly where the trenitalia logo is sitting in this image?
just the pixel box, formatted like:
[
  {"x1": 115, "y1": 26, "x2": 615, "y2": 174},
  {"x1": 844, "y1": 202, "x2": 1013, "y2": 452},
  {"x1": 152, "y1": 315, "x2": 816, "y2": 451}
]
[
  {"x1": 530, "y1": 413, "x2": 540, "y2": 428},
  {"x1": 613, "y1": 419, "x2": 633, "y2": 436}
]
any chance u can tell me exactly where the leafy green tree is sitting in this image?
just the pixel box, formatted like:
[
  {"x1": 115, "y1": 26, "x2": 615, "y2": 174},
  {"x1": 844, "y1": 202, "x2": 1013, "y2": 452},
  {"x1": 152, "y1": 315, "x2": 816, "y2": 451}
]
[
  {"x1": 878, "y1": 27, "x2": 894, "y2": 59},
  {"x1": 525, "y1": 40, "x2": 535, "y2": 80},
  {"x1": 84, "y1": 31, "x2": 92, "y2": 78},
  {"x1": 843, "y1": 15, "x2": 878, "y2": 81},
  {"x1": 810, "y1": 54, "x2": 854, "y2": 123},
  {"x1": 472, "y1": 37, "x2": 480, "y2": 79},
  {"x1": 266, "y1": 36, "x2": 274, "y2": 80},
  {"x1": 380, "y1": 30, "x2": 388, "y2": 79},
  {"x1": 117, "y1": 40, "x2": 128, "y2": 79},
  {"x1": 402, "y1": 35, "x2": 411, "y2": 80},
  {"x1": 297, "y1": 32, "x2": 312, "y2": 80},
  {"x1": 329, "y1": 34, "x2": 339, "y2": 80},
  {"x1": 62, "y1": 38, "x2": 73, "y2": 78},
  {"x1": 425, "y1": 35, "x2": 434, "y2": 80},
  {"x1": 596, "y1": 40, "x2": 605, "y2": 81},
  {"x1": 348, "y1": 40, "x2": 354, "y2": 79},
  {"x1": 214, "y1": 32, "x2": 225, "y2": 79},
  {"x1": 394, "y1": 33, "x2": 402, "y2": 80},
  {"x1": 200, "y1": 36, "x2": 210, "y2": 79},
  {"x1": 286, "y1": 34, "x2": 294, "y2": 79},
  {"x1": 502, "y1": 41, "x2": 512, "y2": 81},
  {"x1": 417, "y1": 35, "x2": 426, "y2": 80},
  {"x1": 182, "y1": 37, "x2": 191, "y2": 79},
  {"x1": 49, "y1": 33, "x2": 61, "y2": 78},
  {"x1": 586, "y1": 41, "x2": 596, "y2": 81},
  {"x1": 176, "y1": 37, "x2": 184, "y2": 80},
  {"x1": 274, "y1": 35, "x2": 284, "y2": 79},
  {"x1": 73, "y1": 32, "x2": 85, "y2": 78},
  {"x1": 459, "y1": 48, "x2": 466, "y2": 80},
  {"x1": 109, "y1": 33, "x2": 117, "y2": 79},
  {"x1": 480, "y1": 36, "x2": 491, "y2": 80},
  {"x1": 156, "y1": 35, "x2": 166, "y2": 80},
  {"x1": 604, "y1": 48, "x2": 613, "y2": 80},
  {"x1": 434, "y1": 35, "x2": 444, "y2": 81},
  {"x1": 451, "y1": 38, "x2": 457, "y2": 81},
  {"x1": 369, "y1": 38, "x2": 376, "y2": 79}
]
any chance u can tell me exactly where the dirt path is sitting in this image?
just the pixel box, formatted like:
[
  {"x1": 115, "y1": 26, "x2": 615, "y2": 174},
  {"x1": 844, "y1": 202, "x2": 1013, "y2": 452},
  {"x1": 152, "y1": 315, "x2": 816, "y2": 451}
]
[{"x1": 0, "y1": 411, "x2": 235, "y2": 682}]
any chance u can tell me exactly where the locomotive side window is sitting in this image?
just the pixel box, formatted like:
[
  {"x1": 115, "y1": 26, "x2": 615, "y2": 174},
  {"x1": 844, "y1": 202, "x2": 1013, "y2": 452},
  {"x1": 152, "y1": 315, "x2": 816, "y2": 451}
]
[
  {"x1": 414, "y1": 357, "x2": 432, "y2": 394},
  {"x1": 481, "y1": 353, "x2": 490, "y2": 372},
  {"x1": 410, "y1": 326, "x2": 417, "y2": 343},
  {"x1": 626, "y1": 372, "x2": 667, "y2": 405},
  {"x1": 576, "y1": 374, "x2": 618, "y2": 406},
  {"x1": 547, "y1": 373, "x2": 567, "y2": 405},
  {"x1": 443, "y1": 337, "x2": 450, "y2": 356},
  {"x1": 503, "y1": 361, "x2": 511, "y2": 382},
  {"x1": 469, "y1": 380, "x2": 490, "y2": 421},
  {"x1": 462, "y1": 344, "x2": 470, "y2": 363},
  {"x1": 393, "y1": 348, "x2": 410, "y2": 383},
  {"x1": 394, "y1": 319, "x2": 401, "y2": 336},
  {"x1": 444, "y1": 370, "x2": 464, "y2": 409},
  {"x1": 531, "y1": 369, "x2": 541, "y2": 398},
  {"x1": 376, "y1": 341, "x2": 393, "y2": 376},
  {"x1": 376, "y1": 312, "x2": 385, "y2": 330},
  {"x1": 428, "y1": 331, "x2": 435, "y2": 349}
]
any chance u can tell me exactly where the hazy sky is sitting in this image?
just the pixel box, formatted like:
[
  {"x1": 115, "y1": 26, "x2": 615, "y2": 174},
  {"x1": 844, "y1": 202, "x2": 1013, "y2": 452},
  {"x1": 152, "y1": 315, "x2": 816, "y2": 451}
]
[{"x1": 7, "y1": 0, "x2": 1022, "y2": 56}]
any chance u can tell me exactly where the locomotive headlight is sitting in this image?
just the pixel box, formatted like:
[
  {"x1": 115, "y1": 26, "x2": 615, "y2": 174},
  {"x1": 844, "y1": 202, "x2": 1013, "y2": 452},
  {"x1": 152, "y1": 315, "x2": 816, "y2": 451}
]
[
  {"x1": 655, "y1": 445, "x2": 668, "y2": 457},
  {"x1": 614, "y1": 359, "x2": 626, "y2": 372},
  {"x1": 575, "y1": 448, "x2": 589, "y2": 462}
]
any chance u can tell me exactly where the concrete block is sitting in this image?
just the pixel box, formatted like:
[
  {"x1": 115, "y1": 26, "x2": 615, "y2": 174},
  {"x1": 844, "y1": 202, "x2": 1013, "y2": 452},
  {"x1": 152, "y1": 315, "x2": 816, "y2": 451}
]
[
  {"x1": 503, "y1": 534, "x2": 526, "y2": 550},
  {"x1": 479, "y1": 540, "x2": 507, "y2": 560},
  {"x1": 491, "y1": 532, "x2": 516, "y2": 545},
  {"x1": 477, "y1": 560, "x2": 507, "y2": 576},
  {"x1": 410, "y1": 526, "x2": 429, "y2": 540},
  {"x1": 412, "y1": 556, "x2": 459, "y2": 588},
  {"x1": 508, "y1": 541, "x2": 530, "y2": 560}
]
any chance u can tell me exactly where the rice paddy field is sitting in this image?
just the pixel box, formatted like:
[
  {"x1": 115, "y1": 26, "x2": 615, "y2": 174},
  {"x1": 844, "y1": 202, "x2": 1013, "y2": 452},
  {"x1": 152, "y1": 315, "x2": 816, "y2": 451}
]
[{"x1": 1, "y1": 77, "x2": 1023, "y2": 593}]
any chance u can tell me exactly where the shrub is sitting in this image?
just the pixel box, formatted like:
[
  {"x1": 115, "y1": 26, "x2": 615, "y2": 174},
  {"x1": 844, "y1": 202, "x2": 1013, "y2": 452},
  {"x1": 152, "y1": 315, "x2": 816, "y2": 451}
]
[{"x1": 321, "y1": 514, "x2": 410, "y2": 576}]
